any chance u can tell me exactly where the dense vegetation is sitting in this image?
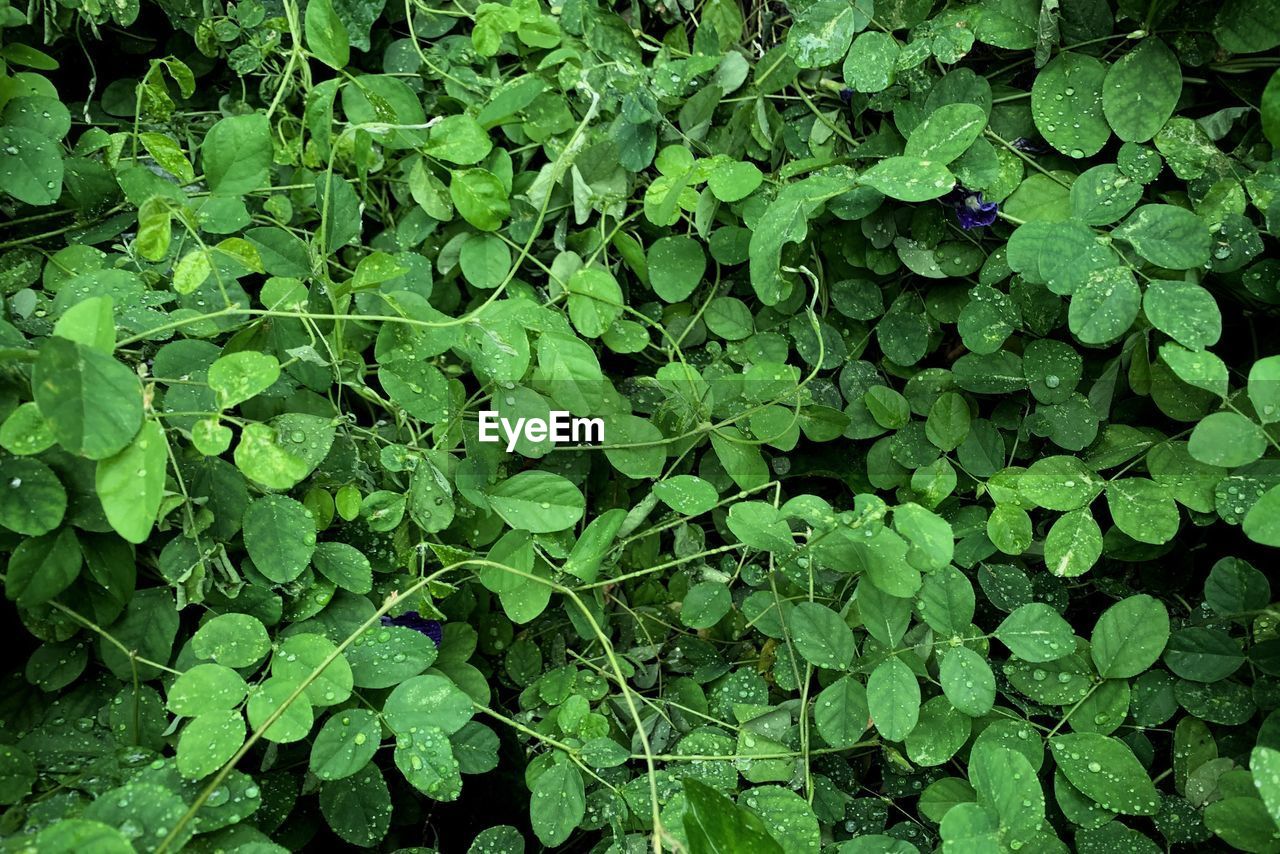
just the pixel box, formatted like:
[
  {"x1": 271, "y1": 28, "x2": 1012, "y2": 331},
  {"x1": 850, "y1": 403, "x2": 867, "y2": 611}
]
[{"x1": 1, "y1": 0, "x2": 1280, "y2": 850}]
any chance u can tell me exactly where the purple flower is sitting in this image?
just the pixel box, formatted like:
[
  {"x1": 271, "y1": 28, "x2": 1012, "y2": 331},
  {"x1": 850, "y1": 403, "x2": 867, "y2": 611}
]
[
  {"x1": 838, "y1": 87, "x2": 854, "y2": 105},
  {"x1": 381, "y1": 611, "x2": 443, "y2": 645},
  {"x1": 942, "y1": 186, "x2": 999, "y2": 229},
  {"x1": 1012, "y1": 137, "x2": 1049, "y2": 154}
]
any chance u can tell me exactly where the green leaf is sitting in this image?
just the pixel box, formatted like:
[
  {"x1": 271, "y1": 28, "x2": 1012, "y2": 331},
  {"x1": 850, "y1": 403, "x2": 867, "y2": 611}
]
[
  {"x1": 1205, "y1": 557, "x2": 1270, "y2": 615},
  {"x1": 1068, "y1": 267, "x2": 1140, "y2": 345},
  {"x1": 460, "y1": 725, "x2": 503, "y2": 775},
  {"x1": 865, "y1": 386, "x2": 909, "y2": 429},
  {"x1": 893, "y1": 503, "x2": 953, "y2": 572},
  {"x1": 683, "y1": 777, "x2": 784, "y2": 854},
  {"x1": 312, "y1": 541, "x2": 373, "y2": 593},
  {"x1": 384, "y1": 674, "x2": 473, "y2": 735},
  {"x1": 449, "y1": 169, "x2": 510, "y2": 231},
  {"x1": 939, "y1": 803, "x2": 1000, "y2": 851},
  {"x1": 1069, "y1": 164, "x2": 1143, "y2": 226},
  {"x1": 488, "y1": 471, "x2": 585, "y2": 533},
  {"x1": 173, "y1": 250, "x2": 212, "y2": 295},
  {"x1": 1090, "y1": 595, "x2": 1169, "y2": 679},
  {"x1": 1204, "y1": 796, "x2": 1280, "y2": 854},
  {"x1": 98, "y1": 589, "x2": 178, "y2": 681},
  {"x1": 81, "y1": 782, "x2": 187, "y2": 850},
  {"x1": 348, "y1": 624, "x2": 436, "y2": 688},
  {"x1": 1143, "y1": 281, "x2": 1221, "y2": 351},
  {"x1": 1163, "y1": 627, "x2": 1244, "y2": 681},
  {"x1": 379, "y1": 357, "x2": 449, "y2": 423},
  {"x1": 562, "y1": 509, "x2": 624, "y2": 582},
  {"x1": 1050, "y1": 733, "x2": 1161, "y2": 815},
  {"x1": 843, "y1": 30, "x2": 899, "y2": 93},
  {"x1": 202, "y1": 113, "x2": 273, "y2": 195},
  {"x1": 5, "y1": 528, "x2": 81, "y2": 607},
  {"x1": 648, "y1": 235, "x2": 706, "y2": 303},
  {"x1": 167, "y1": 663, "x2": 248, "y2": 715},
  {"x1": 566, "y1": 266, "x2": 623, "y2": 337},
  {"x1": 394, "y1": 724, "x2": 461, "y2": 799},
  {"x1": 973, "y1": 0, "x2": 1036, "y2": 48},
  {"x1": 726, "y1": 501, "x2": 794, "y2": 552},
  {"x1": 233, "y1": 416, "x2": 334, "y2": 490},
  {"x1": 53, "y1": 295, "x2": 115, "y2": 352},
  {"x1": 274, "y1": 633, "x2": 353, "y2": 707},
  {"x1": 0, "y1": 403, "x2": 57, "y2": 457},
  {"x1": 1018, "y1": 455, "x2": 1103, "y2": 510},
  {"x1": 1102, "y1": 39, "x2": 1181, "y2": 142},
  {"x1": 0, "y1": 457, "x2": 66, "y2": 536},
  {"x1": 918, "y1": 566, "x2": 975, "y2": 637},
  {"x1": 1264, "y1": 69, "x2": 1280, "y2": 148},
  {"x1": 789, "y1": 602, "x2": 854, "y2": 670},
  {"x1": 1188, "y1": 411, "x2": 1266, "y2": 468},
  {"x1": 653, "y1": 475, "x2": 719, "y2": 515},
  {"x1": 192, "y1": 613, "x2": 271, "y2": 668},
  {"x1": 1106, "y1": 478, "x2": 1179, "y2": 544},
  {"x1": 458, "y1": 234, "x2": 510, "y2": 288},
  {"x1": 911, "y1": 696, "x2": 967, "y2": 768},
  {"x1": 176, "y1": 710, "x2": 245, "y2": 779},
  {"x1": 1213, "y1": 0, "x2": 1280, "y2": 54},
  {"x1": 858, "y1": 157, "x2": 956, "y2": 202},
  {"x1": 1249, "y1": 355, "x2": 1280, "y2": 423},
  {"x1": 748, "y1": 174, "x2": 846, "y2": 305},
  {"x1": 0, "y1": 127, "x2": 63, "y2": 206},
  {"x1": 306, "y1": 0, "x2": 352, "y2": 69},
  {"x1": 867, "y1": 657, "x2": 920, "y2": 742},
  {"x1": 707, "y1": 161, "x2": 763, "y2": 202},
  {"x1": 0, "y1": 746, "x2": 36, "y2": 805},
  {"x1": 470, "y1": 826, "x2": 527, "y2": 854},
  {"x1": 940, "y1": 646, "x2": 996, "y2": 716},
  {"x1": 1114, "y1": 205, "x2": 1211, "y2": 270},
  {"x1": 1043, "y1": 508, "x2": 1103, "y2": 577},
  {"x1": 682, "y1": 581, "x2": 732, "y2": 629},
  {"x1": 1244, "y1": 485, "x2": 1280, "y2": 547},
  {"x1": 410, "y1": 159, "x2": 454, "y2": 219},
  {"x1": 139, "y1": 132, "x2": 195, "y2": 184},
  {"x1": 95, "y1": 420, "x2": 168, "y2": 544},
  {"x1": 970, "y1": 745, "x2": 1044, "y2": 845},
  {"x1": 814, "y1": 676, "x2": 869, "y2": 748},
  {"x1": 995, "y1": 603, "x2": 1075, "y2": 662},
  {"x1": 1252, "y1": 746, "x2": 1280, "y2": 827},
  {"x1": 243, "y1": 495, "x2": 316, "y2": 583},
  {"x1": 1032, "y1": 52, "x2": 1110, "y2": 159},
  {"x1": 744, "y1": 787, "x2": 820, "y2": 851},
  {"x1": 987, "y1": 504, "x2": 1032, "y2": 555},
  {"x1": 247, "y1": 676, "x2": 315, "y2": 742},
  {"x1": 33, "y1": 337, "x2": 144, "y2": 460},
  {"x1": 321, "y1": 765, "x2": 391, "y2": 846},
  {"x1": 905, "y1": 103, "x2": 988, "y2": 164},
  {"x1": 925, "y1": 392, "x2": 971, "y2": 451},
  {"x1": 787, "y1": 0, "x2": 866, "y2": 68},
  {"x1": 499, "y1": 563, "x2": 552, "y2": 624},
  {"x1": 1006, "y1": 220, "x2": 1116, "y2": 295},
  {"x1": 530, "y1": 761, "x2": 586, "y2": 847},
  {"x1": 1167, "y1": 343, "x2": 1223, "y2": 402},
  {"x1": 207, "y1": 351, "x2": 281, "y2": 408},
  {"x1": 425, "y1": 115, "x2": 492, "y2": 165}
]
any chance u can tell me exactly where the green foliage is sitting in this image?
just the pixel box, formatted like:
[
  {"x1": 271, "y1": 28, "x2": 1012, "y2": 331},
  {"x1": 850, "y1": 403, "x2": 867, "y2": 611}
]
[{"x1": 0, "y1": 0, "x2": 1279, "y2": 851}]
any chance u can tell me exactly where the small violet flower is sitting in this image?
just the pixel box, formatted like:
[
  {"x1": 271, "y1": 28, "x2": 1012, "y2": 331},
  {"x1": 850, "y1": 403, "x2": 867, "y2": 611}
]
[
  {"x1": 1012, "y1": 136, "x2": 1049, "y2": 154},
  {"x1": 380, "y1": 611, "x2": 443, "y2": 645},
  {"x1": 942, "y1": 186, "x2": 999, "y2": 229}
]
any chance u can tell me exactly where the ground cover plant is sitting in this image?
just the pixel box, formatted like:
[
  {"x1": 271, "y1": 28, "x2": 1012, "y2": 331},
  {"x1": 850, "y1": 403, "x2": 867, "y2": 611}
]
[{"x1": 1, "y1": 0, "x2": 1280, "y2": 850}]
